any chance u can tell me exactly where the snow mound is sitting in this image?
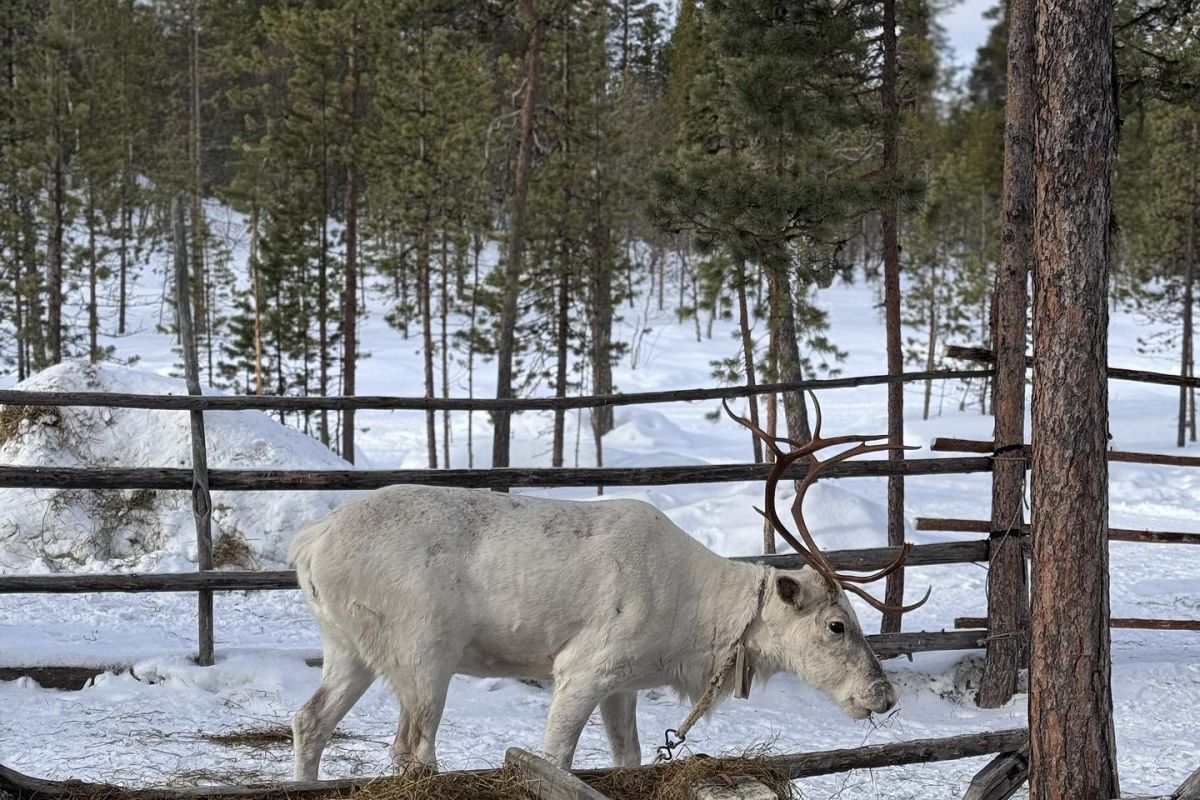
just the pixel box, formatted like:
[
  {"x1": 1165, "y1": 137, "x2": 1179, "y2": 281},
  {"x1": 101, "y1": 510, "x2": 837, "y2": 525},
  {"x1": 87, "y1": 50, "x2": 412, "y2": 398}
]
[{"x1": 0, "y1": 361, "x2": 357, "y2": 573}]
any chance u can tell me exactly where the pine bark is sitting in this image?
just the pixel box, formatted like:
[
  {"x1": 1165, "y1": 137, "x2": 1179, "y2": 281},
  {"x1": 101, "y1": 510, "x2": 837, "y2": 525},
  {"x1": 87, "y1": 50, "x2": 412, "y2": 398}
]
[
  {"x1": 880, "y1": 0, "x2": 905, "y2": 633},
  {"x1": 492, "y1": 0, "x2": 542, "y2": 470},
  {"x1": 1029, "y1": 0, "x2": 1120, "y2": 794},
  {"x1": 977, "y1": 0, "x2": 1035, "y2": 710}
]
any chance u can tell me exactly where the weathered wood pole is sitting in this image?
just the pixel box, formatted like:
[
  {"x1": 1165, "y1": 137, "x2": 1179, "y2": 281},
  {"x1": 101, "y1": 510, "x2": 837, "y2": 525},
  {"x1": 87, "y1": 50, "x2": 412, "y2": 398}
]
[
  {"x1": 173, "y1": 195, "x2": 215, "y2": 667},
  {"x1": 880, "y1": 0, "x2": 906, "y2": 634},
  {"x1": 1029, "y1": 0, "x2": 1120, "y2": 794},
  {"x1": 977, "y1": 0, "x2": 1036, "y2": 709}
]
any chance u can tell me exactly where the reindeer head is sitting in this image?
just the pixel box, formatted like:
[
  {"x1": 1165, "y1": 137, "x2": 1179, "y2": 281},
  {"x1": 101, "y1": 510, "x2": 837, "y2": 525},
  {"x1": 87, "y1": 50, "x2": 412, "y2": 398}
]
[{"x1": 727, "y1": 393, "x2": 929, "y2": 719}]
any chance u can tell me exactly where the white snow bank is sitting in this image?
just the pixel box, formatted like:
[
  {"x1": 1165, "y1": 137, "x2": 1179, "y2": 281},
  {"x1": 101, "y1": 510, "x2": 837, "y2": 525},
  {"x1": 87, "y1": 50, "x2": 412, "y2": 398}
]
[{"x1": 0, "y1": 361, "x2": 357, "y2": 572}]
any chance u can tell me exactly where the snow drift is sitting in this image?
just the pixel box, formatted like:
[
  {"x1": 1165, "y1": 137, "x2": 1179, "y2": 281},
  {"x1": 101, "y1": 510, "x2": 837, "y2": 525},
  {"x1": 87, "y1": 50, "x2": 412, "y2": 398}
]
[{"x1": 0, "y1": 361, "x2": 357, "y2": 573}]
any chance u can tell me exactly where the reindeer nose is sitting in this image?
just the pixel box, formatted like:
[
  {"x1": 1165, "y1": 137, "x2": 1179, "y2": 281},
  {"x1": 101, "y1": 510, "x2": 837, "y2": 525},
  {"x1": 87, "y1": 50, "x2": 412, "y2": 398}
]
[{"x1": 868, "y1": 681, "x2": 897, "y2": 714}]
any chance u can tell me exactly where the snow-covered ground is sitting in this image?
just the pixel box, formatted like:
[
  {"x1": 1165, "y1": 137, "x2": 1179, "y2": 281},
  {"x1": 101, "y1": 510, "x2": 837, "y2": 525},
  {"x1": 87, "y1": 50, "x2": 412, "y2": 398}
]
[{"x1": 1, "y1": 211, "x2": 1198, "y2": 797}]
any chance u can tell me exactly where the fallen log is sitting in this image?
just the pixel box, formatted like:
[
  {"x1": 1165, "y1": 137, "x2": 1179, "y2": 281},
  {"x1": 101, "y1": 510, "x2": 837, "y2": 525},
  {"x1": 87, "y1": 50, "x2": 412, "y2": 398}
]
[
  {"x1": 963, "y1": 743, "x2": 1029, "y2": 800},
  {"x1": 0, "y1": 729, "x2": 1028, "y2": 800}
]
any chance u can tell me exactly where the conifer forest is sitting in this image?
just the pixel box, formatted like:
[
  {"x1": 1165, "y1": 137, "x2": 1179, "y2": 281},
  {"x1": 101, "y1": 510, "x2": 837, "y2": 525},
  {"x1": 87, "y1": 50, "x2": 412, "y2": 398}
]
[{"x1": 1, "y1": 0, "x2": 1199, "y2": 464}]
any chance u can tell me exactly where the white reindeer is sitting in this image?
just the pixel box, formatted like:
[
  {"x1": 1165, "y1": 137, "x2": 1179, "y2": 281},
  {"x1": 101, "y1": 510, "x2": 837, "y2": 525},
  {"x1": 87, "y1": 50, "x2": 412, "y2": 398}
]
[{"x1": 289, "y1": 403, "x2": 926, "y2": 778}]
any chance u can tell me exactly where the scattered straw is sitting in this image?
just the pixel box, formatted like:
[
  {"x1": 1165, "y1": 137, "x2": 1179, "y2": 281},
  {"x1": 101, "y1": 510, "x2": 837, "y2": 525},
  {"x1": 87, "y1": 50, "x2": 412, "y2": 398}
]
[
  {"x1": 344, "y1": 765, "x2": 528, "y2": 800},
  {"x1": 0, "y1": 404, "x2": 62, "y2": 446},
  {"x1": 211, "y1": 531, "x2": 258, "y2": 570},
  {"x1": 586, "y1": 753, "x2": 795, "y2": 800},
  {"x1": 200, "y1": 726, "x2": 348, "y2": 750}
]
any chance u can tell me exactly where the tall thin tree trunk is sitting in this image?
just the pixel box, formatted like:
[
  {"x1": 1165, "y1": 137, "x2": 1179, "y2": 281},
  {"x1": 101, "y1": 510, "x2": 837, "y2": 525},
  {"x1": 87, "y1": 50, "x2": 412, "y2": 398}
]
[
  {"x1": 922, "y1": 267, "x2": 937, "y2": 421},
  {"x1": 467, "y1": 235, "x2": 481, "y2": 469},
  {"x1": 250, "y1": 198, "x2": 264, "y2": 396},
  {"x1": 880, "y1": 0, "x2": 905, "y2": 634},
  {"x1": 342, "y1": 20, "x2": 360, "y2": 463},
  {"x1": 769, "y1": 266, "x2": 812, "y2": 445},
  {"x1": 87, "y1": 192, "x2": 98, "y2": 361},
  {"x1": 1180, "y1": 157, "x2": 1196, "y2": 449},
  {"x1": 736, "y1": 259, "x2": 763, "y2": 462},
  {"x1": 440, "y1": 231, "x2": 450, "y2": 469},
  {"x1": 492, "y1": 0, "x2": 542, "y2": 472},
  {"x1": 1029, "y1": 0, "x2": 1120, "y2": 793},
  {"x1": 318, "y1": 137, "x2": 330, "y2": 447},
  {"x1": 553, "y1": 257, "x2": 571, "y2": 469},
  {"x1": 977, "y1": 0, "x2": 1035, "y2": 710},
  {"x1": 189, "y1": 0, "x2": 206, "y2": 380},
  {"x1": 420, "y1": 230, "x2": 437, "y2": 469}
]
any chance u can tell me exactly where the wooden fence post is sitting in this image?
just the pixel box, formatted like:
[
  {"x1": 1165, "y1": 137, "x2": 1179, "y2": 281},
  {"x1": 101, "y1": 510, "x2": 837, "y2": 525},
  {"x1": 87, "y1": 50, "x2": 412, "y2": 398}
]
[{"x1": 173, "y1": 195, "x2": 215, "y2": 667}]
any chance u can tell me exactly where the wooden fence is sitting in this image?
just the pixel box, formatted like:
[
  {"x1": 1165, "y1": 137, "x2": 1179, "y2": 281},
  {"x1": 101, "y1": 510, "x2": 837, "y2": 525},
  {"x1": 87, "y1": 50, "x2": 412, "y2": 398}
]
[{"x1": 0, "y1": 355, "x2": 1196, "y2": 679}]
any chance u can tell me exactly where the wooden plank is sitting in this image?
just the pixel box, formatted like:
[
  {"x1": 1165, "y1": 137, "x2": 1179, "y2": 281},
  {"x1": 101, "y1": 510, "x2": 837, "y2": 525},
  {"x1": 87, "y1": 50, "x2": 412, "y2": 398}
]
[
  {"x1": 867, "y1": 629, "x2": 985, "y2": 658},
  {"x1": 172, "y1": 194, "x2": 214, "y2": 668},
  {"x1": 915, "y1": 516, "x2": 1200, "y2": 545},
  {"x1": 947, "y1": 344, "x2": 1200, "y2": 390},
  {"x1": 963, "y1": 743, "x2": 1030, "y2": 800},
  {"x1": 0, "y1": 666, "x2": 110, "y2": 690},
  {"x1": 1174, "y1": 765, "x2": 1200, "y2": 800},
  {"x1": 0, "y1": 541, "x2": 990, "y2": 595},
  {"x1": 0, "y1": 368, "x2": 993, "y2": 414},
  {"x1": 932, "y1": 436, "x2": 1200, "y2": 469},
  {"x1": 505, "y1": 748, "x2": 609, "y2": 800},
  {"x1": 0, "y1": 570, "x2": 299, "y2": 594},
  {"x1": 0, "y1": 456, "x2": 995, "y2": 492},
  {"x1": 956, "y1": 616, "x2": 1200, "y2": 632}
]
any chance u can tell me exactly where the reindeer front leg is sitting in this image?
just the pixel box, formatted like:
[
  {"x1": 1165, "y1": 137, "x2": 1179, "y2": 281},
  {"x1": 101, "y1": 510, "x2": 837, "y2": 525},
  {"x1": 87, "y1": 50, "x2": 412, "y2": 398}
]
[{"x1": 541, "y1": 674, "x2": 612, "y2": 769}]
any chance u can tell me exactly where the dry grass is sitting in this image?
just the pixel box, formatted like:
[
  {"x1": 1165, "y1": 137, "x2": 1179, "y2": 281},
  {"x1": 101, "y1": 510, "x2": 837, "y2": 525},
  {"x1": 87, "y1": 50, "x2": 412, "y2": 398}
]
[
  {"x1": 201, "y1": 725, "x2": 348, "y2": 749},
  {"x1": 586, "y1": 753, "x2": 794, "y2": 800},
  {"x1": 0, "y1": 404, "x2": 62, "y2": 446},
  {"x1": 345, "y1": 765, "x2": 529, "y2": 800},
  {"x1": 211, "y1": 531, "x2": 258, "y2": 570}
]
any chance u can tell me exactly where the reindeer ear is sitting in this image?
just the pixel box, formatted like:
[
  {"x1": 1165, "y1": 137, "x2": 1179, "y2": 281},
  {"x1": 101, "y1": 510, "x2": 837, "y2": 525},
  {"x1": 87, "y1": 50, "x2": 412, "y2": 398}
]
[{"x1": 776, "y1": 576, "x2": 807, "y2": 608}]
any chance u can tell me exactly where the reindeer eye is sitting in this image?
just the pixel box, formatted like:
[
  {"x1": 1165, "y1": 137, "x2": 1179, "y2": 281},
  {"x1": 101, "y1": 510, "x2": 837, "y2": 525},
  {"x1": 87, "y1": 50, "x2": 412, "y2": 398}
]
[{"x1": 828, "y1": 621, "x2": 845, "y2": 635}]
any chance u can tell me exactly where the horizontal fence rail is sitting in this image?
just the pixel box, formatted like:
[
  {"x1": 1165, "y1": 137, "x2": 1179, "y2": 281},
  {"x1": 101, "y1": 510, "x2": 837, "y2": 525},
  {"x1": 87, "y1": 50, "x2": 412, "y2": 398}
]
[
  {"x1": 955, "y1": 616, "x2": 1200, "y2": 632},
  {"x1": 0, "y1": 540, "x2": 992, "y2": 595},
  {"x1": 915, "y1": 516, "x2": 1200, "y2": 545},
  {"x1": 948, "y1": 344, "x2": 1200, "y2": 390},
  {"x1": 931, "y1": 436, "x2": 1200, "y2": 469},
  {"x1": 0, "y1": 368, "x2": 993, "y2": 413},
  {"x1": 0, "y1": 456, "x2": 998, "y2": 491}
]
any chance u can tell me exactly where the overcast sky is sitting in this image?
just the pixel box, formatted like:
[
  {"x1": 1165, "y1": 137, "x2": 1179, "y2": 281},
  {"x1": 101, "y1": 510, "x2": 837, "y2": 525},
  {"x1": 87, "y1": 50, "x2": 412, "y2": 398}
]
[{"x1": 941, "y1": 0, "x2": 998, "y2": 71}]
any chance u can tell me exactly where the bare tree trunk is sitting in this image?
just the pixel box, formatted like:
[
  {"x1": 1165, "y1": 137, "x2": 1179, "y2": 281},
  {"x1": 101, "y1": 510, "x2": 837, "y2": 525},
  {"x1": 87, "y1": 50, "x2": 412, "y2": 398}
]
[
  {"x1": 440, "y1": 231, "x2": 451, "y2": 469},
  {"x1": 553, "y1": 259, "x2": 570, "y2": 469},
  {"x1": 492, "y1": 0, "x2": 542, "y2": 471},
  {"x1": 922, "y1": 268, "x2": 937, "y2": 421},
  {"x1": 189, "y1": 0, "x2": 207, "y2": 382},
  {"x1": 769, "y1": 267, "x2": 812, "y2": 445},
  {"x1": 47, "y1": 115, "x2": 64, "y2": 364},
  {"x1": 250, "y1": 199, "x2": 265, "y2": 397},
  {"x1": 1029, "y1": 0, "x2": 1120, "y2": 792},
  {"x1": 87, "y1": 192, "x2": 98, "y2": 361},
  {"x1": 1180, "y1": 157, "x2": 1196, "y2": 449},
  {"x1": 880, "y1": 0, "x2": 905, "y2": 634},
  {"x1": 467, "y1": 234, "x2": 481, "y2": 469},
  {"x1": 342, "y1": 20, "x2": 360, "y2": 463},
  {"x1": 977, "y1": 0, "x2": 1035, "y2": 710},
  {"x1": 420, "y1": 231, "x2": 437, "y2": 469},
  {"x1": 736, "y1": 259, "x2": 763, "y2": 462}
]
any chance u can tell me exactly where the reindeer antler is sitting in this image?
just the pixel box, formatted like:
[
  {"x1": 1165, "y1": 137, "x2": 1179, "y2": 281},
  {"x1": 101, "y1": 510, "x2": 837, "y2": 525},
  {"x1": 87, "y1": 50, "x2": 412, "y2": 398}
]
[{"x1": 724, "y1": 392, "x2": 930, "y2": 615}]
